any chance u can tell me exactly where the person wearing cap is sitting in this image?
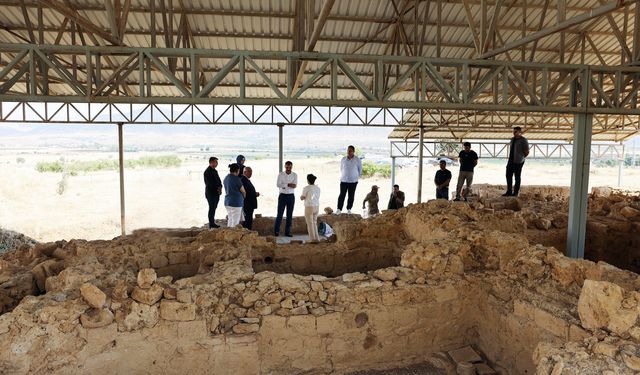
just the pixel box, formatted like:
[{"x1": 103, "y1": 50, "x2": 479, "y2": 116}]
[
  {"x1": 236, "y1": 155, "x2": 246, "y2": 175},
  {"x1": 223, "y1": 163, "x2": 246, "y2": 227},
  {"x1": 204, "y1": 156, "x2": 222, "y2": 229},
  {"x1": 454, "y1": 142, "x2": 479, "y2": 201},
  {"x1": 387, "y1": 184, "x2": 405, "y2": 210},
  {"x1": 300, "y1": 173, "x2": 321, "y2": 243},
  {"x1": 275, "y1": 161, "x2": 297, "y2": 237},
  {"x1": 503, "y1": 126, "x2": 530, "y2": 197},
  {"x1": 241, "y1": 166, "x2": 259, "y2": 230},
  {"x1": 362, "y1": 185, "x2": 380, "y2": 217},
  {"x1": 434, "y1": 160, "x2": 452, "y2": 200},
  {"x1": 336, "y1": 145, "x2": 362, "y2": 214}
]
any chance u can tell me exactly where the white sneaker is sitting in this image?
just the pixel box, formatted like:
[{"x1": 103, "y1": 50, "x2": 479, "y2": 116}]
[
  {"x1": 347, "y1": 209, "x2": 352, "y2": 214},
  {"x1": 335, "y1": 209, "x2": 342, "y2": 215}
]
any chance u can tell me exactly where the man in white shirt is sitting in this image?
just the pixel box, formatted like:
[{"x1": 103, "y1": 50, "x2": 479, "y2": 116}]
[
  {"x1": 274, "y1": 161, "x2": 297, "y2": 236},
  {"x1": 336, "y1": 145, "x2": 362, "y2": 214}
]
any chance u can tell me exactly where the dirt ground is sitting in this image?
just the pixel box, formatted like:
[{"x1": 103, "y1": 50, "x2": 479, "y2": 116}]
[{"x1": 1, "y1": 149, "x2": 640, "y2": 242}]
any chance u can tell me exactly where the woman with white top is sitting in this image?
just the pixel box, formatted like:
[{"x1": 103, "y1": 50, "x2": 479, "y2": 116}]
[
  {"x1": 300, "y1": 174, "x2": 321, "y2": 243},
  {"x1": 223, "y1": 163, "x2": 246, "y2": 227}
]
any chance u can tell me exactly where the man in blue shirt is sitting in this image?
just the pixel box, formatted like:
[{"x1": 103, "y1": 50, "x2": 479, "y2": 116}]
[
  {"x1": 454, "y1": 142, "x2": 478, "y2": 201},
  {"x1": 336, "y1": 145, "x2": 362, "y2": 214},
  {"x1": 503, "y1": 127, "x2": 530, "y2": 197}
]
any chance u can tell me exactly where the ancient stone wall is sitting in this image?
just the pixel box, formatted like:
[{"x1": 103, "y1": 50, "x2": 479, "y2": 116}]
[{"x1": 2, "y1": 198, "x2": 640, "y2": 374}]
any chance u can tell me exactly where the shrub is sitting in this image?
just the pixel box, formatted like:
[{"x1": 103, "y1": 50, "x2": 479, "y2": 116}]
[
  {"x1": 36, "y1": 155, "x2": 182, "y2": 174},
  {"x1": 36, "y1": 161, "x2": 64, "y2": 173},
  {"x1": 361, "y1": 161, "x2": 391, "y2": 179}
]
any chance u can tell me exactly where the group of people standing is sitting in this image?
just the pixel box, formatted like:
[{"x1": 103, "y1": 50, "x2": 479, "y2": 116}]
[
  {"x1": 203, "y1": 145, "x2": 405, "y2": 243},
  {"x1": 203, "y1": 127, "x2": 529, "y2": 241},
  {"x1": 433, "y1": 126, "x2": 530, "y2": 200},
  {"x1": 204, "y1": 155, "x2": 259, "y2": 229}
]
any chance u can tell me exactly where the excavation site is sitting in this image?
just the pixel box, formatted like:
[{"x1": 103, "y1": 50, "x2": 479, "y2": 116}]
[{"x1": 1, "y1": 186, "x2": 640, "y2": 374}]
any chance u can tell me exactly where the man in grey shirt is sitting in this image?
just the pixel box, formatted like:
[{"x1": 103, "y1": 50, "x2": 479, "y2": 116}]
[{"x1": 503, "y1": 126, "x2": 530, "y2": 197}]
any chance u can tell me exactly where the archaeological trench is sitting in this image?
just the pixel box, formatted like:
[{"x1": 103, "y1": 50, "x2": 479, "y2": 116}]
[{"x1": 1, "y1": 185, "x2": 640, "y2": 374}]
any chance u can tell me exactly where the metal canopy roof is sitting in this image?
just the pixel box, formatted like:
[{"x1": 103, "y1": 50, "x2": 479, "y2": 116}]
[{"x1": 0, "y1": 0, "x2": 639, "y2": 141}]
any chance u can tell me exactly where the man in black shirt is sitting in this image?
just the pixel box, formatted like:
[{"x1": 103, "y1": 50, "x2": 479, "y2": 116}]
[
  {"x1": 434, "y1": 160, "x2": 452, "y2": 200},
  {"x1": 387, "y1": 184, "x2": 405, "y2": 209},
  {"x1": 241, "y1": 166, "x2": 260, "y2": 230},
  {"x1": 454, "y1": 142, "x2": 479, "y2": 201},
  {"x1": 203, "y1": 156, "x2": 222, "y2": 229}
]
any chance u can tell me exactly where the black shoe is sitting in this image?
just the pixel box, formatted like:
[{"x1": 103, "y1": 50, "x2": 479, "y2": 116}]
[
  {"x1": 285, "y1": 234, "x2": 293, "y2": 237},
  {"x1": 501, "y1": 192, "x2": 512, "y2": 197},
  {"x1": 210, "y1": 223, "x2": 220, "y2": 229}
]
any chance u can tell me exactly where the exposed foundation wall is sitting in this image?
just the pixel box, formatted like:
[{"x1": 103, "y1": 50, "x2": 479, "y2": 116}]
[{"x1": 4, "y1": 199, "x2": 640, "y2": 374}]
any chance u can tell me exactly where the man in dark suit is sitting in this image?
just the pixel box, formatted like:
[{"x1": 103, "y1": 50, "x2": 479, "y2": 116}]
[
  {"x1": 204, "y1": 156, "x2": 222, "y2": 229},
  {"x1": 241, "y1": 166, "x2": 259, "y2": 230}
]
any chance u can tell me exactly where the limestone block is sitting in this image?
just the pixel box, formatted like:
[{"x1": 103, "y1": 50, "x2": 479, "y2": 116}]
[
  {"x1": 232, "y1": 323, "x2": 259, "y2": 334},
  {"x1": 577, "y1": 280, "x2": 638, "y2": 335},
  {"x1": 32, "y1": 259, "x2": 64, "y2": 292},
  {"x1": 310, "y1": 281, "x2": 323, "y2": 292},
  {"x1": 551, "y1": 215, "x2": 568, "y2": 229},
  {"x1": 111, "y1": 281, "x2": 129, "y2": 301},
  {"x1": 456, "y1": 362, "x2": 475, "y2": 375},
  {"x1": 534, "y1": 218, "x2": 552, "y2": 230},
  {"x1": 137, "y1": 268, "x2": 157, "y2": 289},
  {"x1": 593, "y1": 342, "x2": 618, "y2": 358},
  {"x1": 290, "y1": 306, "x2": 309, "y2": 315},
  {"x1": 621, "y1": 206, "x2": 640, "y2": 219},
  {"x1": 160, "y1": 300, "x2": 196, "y2": 321},
  {"x1": 80, "y1": 283, "x2": 107, "y2": 309},
  {"x1": 533, "y1": 307, "x2": 569, "y2": 340},
  {"x1": 120, "y1": 301, "x2": 159, "y2": 331},
  {"x1": 131, "y1": 284, "x2": 163, "y2": 305},
  {"x1": 569, "y1": 324, "x2": 590, "y2": 341},
  {"x1": 168, "y1": 252, "x2": 189, "y2": 265},
  {"x1": 176, "y1": 290, "x2": 192, "y2": 303},
  {"x1": 253, "y1": 300, "x2": 272, "y2": 316},
  {"x1": 280, "y1": 297, "x2": 294, "y2": 309},
  {"x1": 341, "y1": 272, "x2": 368, "y2": 282},
  {"x1": 448, "y1": 346, "x2": 482, "y2": 364},
  {"x1": 474, "y1": 363, "x2": 497, "y2": 375},
  {"x1": 372, "y1": 268, "x2": 398, "y2": 282},
  {"x1": 209, "y1": 316, "x2": 220, "y2": 332},
  {"x1": 622, "y1": 352, "x2": 640, "y2": 371},
  {"x1": 163, "y1": 286, "x2": 177, "y2": 300},
  {"x1": 150, "y1": 255, "x2": 168, "y2": 268},
  {"x1": 80, "y1": 308, "x2": 114, "y2": 328},
  {"x1": 435, "y1": 284, "x2": 459, "y2": 303},
  {"x1": 241, "y1": 292, "x2": 261, "y2": 308},
  {"x1": 275, "y1": 274, "x2": 310, "y2": 293},
  {"x1": 310, "y1": 307, "x2": 326, "y2": 316}
]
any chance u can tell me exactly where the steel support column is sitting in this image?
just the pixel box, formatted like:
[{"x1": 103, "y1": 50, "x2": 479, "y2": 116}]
[
  {"x1": 391, "y1": 156, "x2": 396, "y2": 190},
  {"x1": 117, "y1": 122, "x2": 126, "y2": 236},
  {"x1": 567, "y1": 113, "x2": 593, "y2": 259},
  {"x1": 417, "y1": 109, "x2": 425, "y2": 203},
  {"x1": 617, "y1": 144, "x2": 625, "y2": 187},
  {"x1": 278, "y1": 123, "x2": 284, "y2": 172}
]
